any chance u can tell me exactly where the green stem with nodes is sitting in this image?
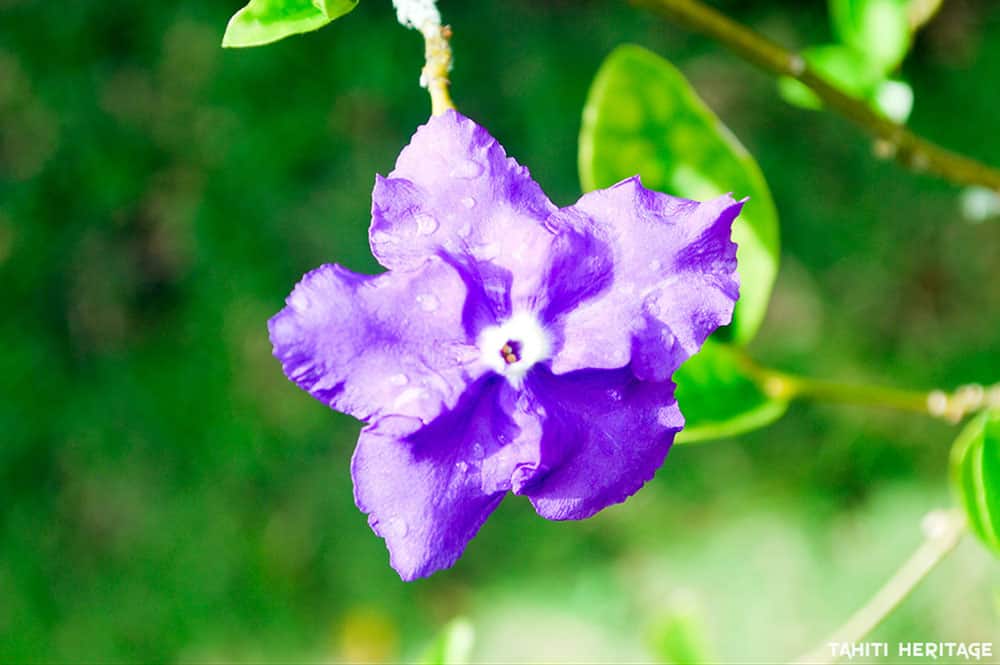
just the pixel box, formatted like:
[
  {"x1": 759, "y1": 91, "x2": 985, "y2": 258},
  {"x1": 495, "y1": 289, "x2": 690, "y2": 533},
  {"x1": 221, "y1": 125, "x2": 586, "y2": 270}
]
[
  {"x1": 792, "y1": 509, "x2": 965, "y2": 665},
  {"x1": 421, "y1": 23, "x2": 456, "y2": 116},
  {"x1": 630, "y1": 0, "x2": 1000, "y2": 192},
  {"x1": 393, "y1": 0, "x2": 455, "y2": 116},
  {"x1": 738, "y1": 353, "x2": 1000, "y2": 423}
]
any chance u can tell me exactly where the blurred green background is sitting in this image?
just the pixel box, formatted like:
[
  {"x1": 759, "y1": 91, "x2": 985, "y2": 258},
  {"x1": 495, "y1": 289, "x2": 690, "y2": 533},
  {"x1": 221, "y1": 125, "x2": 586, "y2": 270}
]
[{"x1": 2, "y1": 0, "x2": 998, "y2": 661}]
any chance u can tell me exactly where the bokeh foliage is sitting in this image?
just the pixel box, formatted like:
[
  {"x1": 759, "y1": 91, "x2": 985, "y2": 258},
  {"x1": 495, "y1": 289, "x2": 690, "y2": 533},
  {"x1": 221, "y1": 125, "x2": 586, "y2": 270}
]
[{"x1": 1, "y1": 0, "x2": 999, "y2": 662}]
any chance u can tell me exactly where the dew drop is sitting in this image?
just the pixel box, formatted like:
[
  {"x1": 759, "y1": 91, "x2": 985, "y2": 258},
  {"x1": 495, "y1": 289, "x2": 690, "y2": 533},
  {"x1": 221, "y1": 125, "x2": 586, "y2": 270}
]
[
  {"x1": 460, "y1": 196, "x2": 476, "y2": 209},
  {"x1": 415, "y1": 214, "x2": 439, "y2": 235},
  {"x1": 393, "y1": 387, "x2": 428, "y2": 410},
  {"x1": 478, "y1": 242, "x2": 500, "y2": 260},
  {"x1": 416, "y1": 293, "x2": 440, "y2": 312},
  {"x1": 455, "y1": 460, "x2": 469, "y2": 473},
  {"x1": 608, "y1": 389, "x2": 623, "y2": 402},
  {"x1": 389, "y1": 373, "x2": 409, "y2": 386},
  {"x1": 450, "y1": 160, "x2": 484, "y2": 179},
  {"x1": 386, "y1": 517, "x2": 409, "y2": 538},
  {"x1": 657, "y1": 407, "x2": 680, "y2": 427},
  {"x1": 371, "y1": 230, "x2": 398, "y2": 245},
  {"x1": 289, "y1": 290, "x2": 311, "y2": 310}
]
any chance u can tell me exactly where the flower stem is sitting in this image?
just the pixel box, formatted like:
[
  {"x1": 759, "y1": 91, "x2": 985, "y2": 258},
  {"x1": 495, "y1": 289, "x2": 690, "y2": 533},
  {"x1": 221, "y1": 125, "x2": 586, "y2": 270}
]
[
  {"x1": 739, "y1": 354, "x2": 1000, "y2": 423},
  {"x1": 792, "y1": 509, "x2": 965, "y2": 665},
  {"x1": 630, "y1": 0, "x2": 1000, "y2": 192},
  {"x1": 393, "y1": 0, "x2": 456, "y2": 116},
  {"x1": 421, "y1": 23, "x2": 456, "y2": 116}
]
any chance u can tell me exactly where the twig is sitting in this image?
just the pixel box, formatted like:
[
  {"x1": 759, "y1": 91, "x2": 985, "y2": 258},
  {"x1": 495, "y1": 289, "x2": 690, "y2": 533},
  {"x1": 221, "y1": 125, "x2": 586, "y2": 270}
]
[
  {"x1": 792, "y1": 509, "x2": 965, "y2": 664},
  {"x1": 393, "y1": 0, "x2": 455, "y2": 115},
  {"x1": 740, "y1": 353, "x2": 1000, "y2": 423},
  {"x1": 632, "y1": 0, "x2": 1000, "y2": 192}
]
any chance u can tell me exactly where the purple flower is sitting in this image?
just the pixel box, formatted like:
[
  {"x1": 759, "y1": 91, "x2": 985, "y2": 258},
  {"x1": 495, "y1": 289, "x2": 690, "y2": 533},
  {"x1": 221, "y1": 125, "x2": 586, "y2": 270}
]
[{"x1": 269, "y1": 110, "x2": 743, "y2": 580}]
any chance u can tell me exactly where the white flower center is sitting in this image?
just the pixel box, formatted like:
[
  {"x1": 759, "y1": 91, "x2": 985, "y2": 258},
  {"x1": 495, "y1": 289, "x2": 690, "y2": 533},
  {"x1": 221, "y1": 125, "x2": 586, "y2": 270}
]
[{"x1": 478, "y1": 312, "x2": 551, "y2": 385}]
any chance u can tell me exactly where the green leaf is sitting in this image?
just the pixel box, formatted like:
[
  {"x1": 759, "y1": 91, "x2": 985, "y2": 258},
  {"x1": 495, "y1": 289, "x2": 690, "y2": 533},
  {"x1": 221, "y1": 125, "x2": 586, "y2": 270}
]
[
  {"x1": 674, "y1": 340, "x2": 789, "y2": 444},
  {"x1": 646, "y1": 603, "x2": 716, "y2": 665},
  {"x1": 778, "y1": 44, "x2": 883, "y2": 111},
  {"x1": 830, "y1": 0, "x2": 912, "y2": 73},
  {"x1": 906, "y1": 0, "x2": 944, "y2": 31},
  {"x1": 950, "y1": 411, "x2": 1000, "y2": 556},
  {"x1": 580, "y1": 44, "x2": 780, "y2": 345},
  {"x1": 776, "y1": 77, "x2": 824, "y2": 111},
  {"x1": 779, "y1": 48, "x2": 912, "y2": 124},
  {"x1": 222, "y1": 0, "x2": 358, "y2": 48},
  {"x1": 419, "y1": 618, "x2": 475, "y2": 665}
]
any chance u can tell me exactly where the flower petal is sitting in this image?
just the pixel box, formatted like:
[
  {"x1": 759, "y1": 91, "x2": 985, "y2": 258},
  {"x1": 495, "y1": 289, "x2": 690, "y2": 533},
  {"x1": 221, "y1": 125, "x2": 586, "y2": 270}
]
[
  {"x1": 352, "y1": 377, "x2": 541, "y2": 580},
  {"x1": 549, "y1": 177, "x2": 743, "y2": 380},
  {"x1": 536, "y1": 214, "x2": 614, "y2": 321},
  {"x1": 369, "y1": 111, "x2": 558, "y2": 306},
  {"x1": 268, "y1": 259, "x2": 483, "y2": 425},
  {"x1": 520, "y1": 366, "x2": 683, "y2": 521}
]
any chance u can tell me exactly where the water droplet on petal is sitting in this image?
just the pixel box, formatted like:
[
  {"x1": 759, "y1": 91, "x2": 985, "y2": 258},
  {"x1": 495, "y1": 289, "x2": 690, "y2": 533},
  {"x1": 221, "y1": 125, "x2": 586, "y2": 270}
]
[
  {"x1": 392, "y1": 387, "x2": 428, "y2": 410},
  {"x1": 471, "y1": 442, "x2": 485, "y2": 459},
  {"x1": 386, "y1": 517, "x2": 409, "y2": 538},
  {"x1": 455, "y1": 460, "x2": 469, "y2": 473},
  {"x1": 450, "y1": 160, "x2": 484, "y2": 179},
  {"x1": 415, "y1": 214, "x2": 439, "y2": 235},
  {"x1": 389, "y1": 373, "x2": 409, "y2": 386},
  {"x1": 478, "y1": 242, "x2": 500, "y2": 260},
  {"x1": 460, "y1": 196, "x2": 476, "y2": 208},
  {"x1": 416, "y1": 293, "x2": 440, "y2": 312},
  {"x1": 290, "y1": 290, "x2": 311, "y2": 311},
  {"x1": 371, "y1": 230, "x2": 398, "y2": 245},
  {"x1": 657, "y1": 407, "x2": 680, "y2": 427},
  {"x1": 607, "y1": 389, "x2": 623, "y2": 402}
]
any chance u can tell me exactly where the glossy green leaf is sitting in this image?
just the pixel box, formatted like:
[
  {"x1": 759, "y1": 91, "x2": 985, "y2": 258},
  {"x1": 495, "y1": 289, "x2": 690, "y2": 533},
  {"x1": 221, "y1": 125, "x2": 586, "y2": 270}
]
[
  {"x1": 778, "y1": 44, "x2": 882, "y2": 110},
  {"x1": 674, "y1": 340, "x2": 789, "y2": 444},
  {"x1": 580, "y1": 45, "x2": 780, "y2": 345},
  {"x1": 830, "y1": 0, "x2": 912, "y2": 73},
  {"x1": 950, "y1": 411, "x2": 1000, "y2": 556},
  {"x1": 419, "y1": 618, "x2": 475, "y2": 665},
  {"x1": 222, "y1": 0, "x2": 358, "y2": 48}
]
